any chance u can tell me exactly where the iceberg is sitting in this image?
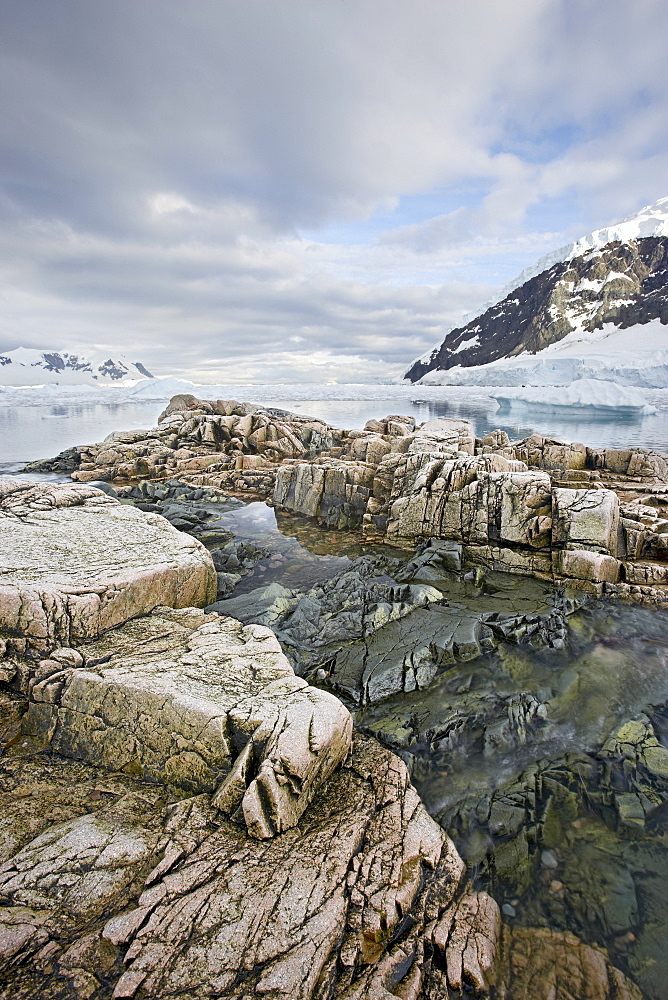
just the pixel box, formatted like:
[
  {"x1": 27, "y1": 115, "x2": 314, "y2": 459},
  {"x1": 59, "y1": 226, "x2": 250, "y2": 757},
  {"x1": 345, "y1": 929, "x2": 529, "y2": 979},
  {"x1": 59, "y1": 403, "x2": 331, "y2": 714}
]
[
  {"x1": 492, "y1": 379, "x2": 657, "y2": 414},
  {"x1": 128, "y1": 376, "x2": 201, "y2": 399}
]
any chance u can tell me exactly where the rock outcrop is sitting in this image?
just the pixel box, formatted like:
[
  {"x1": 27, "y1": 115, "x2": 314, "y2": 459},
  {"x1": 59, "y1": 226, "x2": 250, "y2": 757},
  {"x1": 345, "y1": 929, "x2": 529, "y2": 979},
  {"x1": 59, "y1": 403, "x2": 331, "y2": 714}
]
[
  {"x1": 0, "y1": 480, "x2": 216, "y2": 654},
  {"x1": 275, "y1": 425, "x2": 668, "y2": 604},
  {"x1": 21, "y1": 607, "x2": 353, "y2": 840},
  {"x1": 26, "y1": 397, "x2": 340, "y2": 486},
  {"x1": 0, "y1": 470, "x2": 650, "y2": 997},
  {"x1": 26, "y1": 398, "x2": 668, "y2": 604}
]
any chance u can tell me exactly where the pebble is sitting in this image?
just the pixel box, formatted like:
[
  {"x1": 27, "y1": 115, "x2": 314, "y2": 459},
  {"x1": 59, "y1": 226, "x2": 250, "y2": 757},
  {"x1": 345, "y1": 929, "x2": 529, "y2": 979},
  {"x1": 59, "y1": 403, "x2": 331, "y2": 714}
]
[
  {"x1": 549, "y1": 880, "x2": 564, "y2": 893},
  {"x1": 501, "y1": 903, "x2": 516, "y2": 918},
  {"x1": 541, "y1": 849, "x2": 558, "y2": 869}
]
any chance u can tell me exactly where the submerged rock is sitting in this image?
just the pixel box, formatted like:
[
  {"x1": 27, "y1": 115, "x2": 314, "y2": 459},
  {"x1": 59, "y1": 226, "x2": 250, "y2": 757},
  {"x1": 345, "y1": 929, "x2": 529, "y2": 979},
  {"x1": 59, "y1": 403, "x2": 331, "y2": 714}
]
[{"x1": 208, "y1": 549, "x2": 571, "y2": 708}]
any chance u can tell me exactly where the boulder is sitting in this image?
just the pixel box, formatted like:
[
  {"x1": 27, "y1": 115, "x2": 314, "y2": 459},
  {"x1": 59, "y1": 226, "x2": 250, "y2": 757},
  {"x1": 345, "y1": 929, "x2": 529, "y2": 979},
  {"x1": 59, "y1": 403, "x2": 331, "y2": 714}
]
[
  {"x1": 21, "y1": 607, "x2": 353, "y2": 840},
  {"x1": 0, "y1": 480, "x2": 216, "y2": 654},
  {"x1": 554, "y1": 549, "x2": 621, "y2": 585}
]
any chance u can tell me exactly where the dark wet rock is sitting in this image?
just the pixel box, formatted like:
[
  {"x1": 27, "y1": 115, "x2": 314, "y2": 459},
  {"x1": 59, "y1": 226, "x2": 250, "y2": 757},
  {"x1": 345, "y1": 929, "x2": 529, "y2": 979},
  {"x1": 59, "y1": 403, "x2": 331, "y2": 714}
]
[
  {"x1": 22, "y1": 446, "x2": 82, "y2": 475},
  {"x1": 208, "y1": 553, "x2": 575, "y2": 712},
  {"x1": 85, "y1": 480, "x2": 118, "y2": 497},
  {"x1": 394, "y1": 537, "x2": 463, "y2": 579},
  {"x1": 115, "y1": 479, "x2": 246, "y2": 534},
  {"x1": 207, "y1": 556, "x2": 445, "y2": 683},
  {"x1": 416, "y1": 699, "x2": 668, "y2": 1000},
  {"x1": 209, "y1": 539, "x2": 270, "y2": 597}
]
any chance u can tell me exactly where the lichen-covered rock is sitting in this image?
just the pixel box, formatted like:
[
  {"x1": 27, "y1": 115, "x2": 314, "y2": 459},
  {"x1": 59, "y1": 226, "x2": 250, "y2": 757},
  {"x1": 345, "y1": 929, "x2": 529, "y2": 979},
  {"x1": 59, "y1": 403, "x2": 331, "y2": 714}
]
[
  {"x1": 0, "y1": 480, "x2": 216, "y2": 654},
  {"x1": 21, "y1": 607, "x2": 353, "y2": 840},
  {"x1": 552, "y1": 487, "x2": 620, "y2": 555}
]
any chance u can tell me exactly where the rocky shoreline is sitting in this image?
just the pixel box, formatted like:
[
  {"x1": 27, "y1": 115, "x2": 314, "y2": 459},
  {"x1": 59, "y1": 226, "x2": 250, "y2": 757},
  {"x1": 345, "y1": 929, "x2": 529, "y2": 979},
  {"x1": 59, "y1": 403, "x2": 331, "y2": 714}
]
[
  {"x1": 2, "y1": 395, "x2": 666, "y2": 998},
  {"x1": 29, "y1": 393, "x2": 668, "y2": 605}
]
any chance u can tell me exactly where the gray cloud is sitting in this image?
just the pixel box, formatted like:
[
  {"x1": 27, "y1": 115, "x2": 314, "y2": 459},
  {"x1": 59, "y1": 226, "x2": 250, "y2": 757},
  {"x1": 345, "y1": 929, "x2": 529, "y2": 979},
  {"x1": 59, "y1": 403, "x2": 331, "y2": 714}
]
[{"x1": 0, "y1": 0, "x2": 667, "y2": 380}]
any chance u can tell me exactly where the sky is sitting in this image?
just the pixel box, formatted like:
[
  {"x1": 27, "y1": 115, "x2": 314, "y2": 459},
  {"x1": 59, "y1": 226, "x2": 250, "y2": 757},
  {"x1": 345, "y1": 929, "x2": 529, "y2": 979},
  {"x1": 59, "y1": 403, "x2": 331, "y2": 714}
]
[{"x1": 1, "y1": 0, "x2": 667, "y2": 383}]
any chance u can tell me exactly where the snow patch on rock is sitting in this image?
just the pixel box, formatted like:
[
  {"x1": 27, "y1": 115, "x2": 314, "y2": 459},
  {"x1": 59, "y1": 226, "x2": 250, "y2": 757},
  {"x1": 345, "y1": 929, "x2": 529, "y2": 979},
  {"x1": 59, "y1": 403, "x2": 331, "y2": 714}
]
[{"x1": 0, "y1": 348, "x2": 154, "y2": 385}]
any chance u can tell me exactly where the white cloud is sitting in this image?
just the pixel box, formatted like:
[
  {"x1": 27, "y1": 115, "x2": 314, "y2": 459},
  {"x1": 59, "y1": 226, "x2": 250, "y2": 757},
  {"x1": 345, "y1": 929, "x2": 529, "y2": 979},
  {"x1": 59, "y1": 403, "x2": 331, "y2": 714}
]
[{"x1": 149, "y1": 193, "x2": 199, "y2": 217}]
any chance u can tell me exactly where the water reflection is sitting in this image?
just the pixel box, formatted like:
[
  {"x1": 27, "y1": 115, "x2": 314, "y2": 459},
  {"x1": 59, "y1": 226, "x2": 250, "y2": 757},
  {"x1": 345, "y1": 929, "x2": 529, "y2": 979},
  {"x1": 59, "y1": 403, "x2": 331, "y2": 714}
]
[
  {"x1": 3, "y1": 391, "x2": 668, "y2": 466},
  {"x1": 0, "y1": 401, "x2": 164, "y2": 463},
  {"x1": 409, "y1": 397, "x2": 668, "y2": 451},
  {"x1": 198, "y1": 501, "x2": 395, "y2": 594}
]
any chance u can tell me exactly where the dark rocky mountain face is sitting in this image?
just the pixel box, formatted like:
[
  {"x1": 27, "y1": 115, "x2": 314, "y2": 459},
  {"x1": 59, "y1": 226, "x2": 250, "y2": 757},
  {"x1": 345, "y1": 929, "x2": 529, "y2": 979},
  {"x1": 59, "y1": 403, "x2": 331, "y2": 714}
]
[
  {"x1": 134, "y1": 361, "x2": 154, "y2": 378},
  {"x1": 405, "y1": 236, "x2": 668, "y2": 382}
]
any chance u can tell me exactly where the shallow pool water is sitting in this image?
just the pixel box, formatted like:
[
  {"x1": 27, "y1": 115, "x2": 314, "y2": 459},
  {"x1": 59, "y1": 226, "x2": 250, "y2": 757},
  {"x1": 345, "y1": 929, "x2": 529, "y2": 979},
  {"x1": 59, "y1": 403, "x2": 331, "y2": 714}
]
[{"x1": 199, "y1": 501, "x2": 399, "y2": 594}]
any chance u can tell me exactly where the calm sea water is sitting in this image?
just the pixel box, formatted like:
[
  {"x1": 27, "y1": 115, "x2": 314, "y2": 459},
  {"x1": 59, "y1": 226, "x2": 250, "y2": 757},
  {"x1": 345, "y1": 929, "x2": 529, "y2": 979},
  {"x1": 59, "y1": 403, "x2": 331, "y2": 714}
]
[{"x1": 1, "y1": 391, "x2": 667, "y2": 467}]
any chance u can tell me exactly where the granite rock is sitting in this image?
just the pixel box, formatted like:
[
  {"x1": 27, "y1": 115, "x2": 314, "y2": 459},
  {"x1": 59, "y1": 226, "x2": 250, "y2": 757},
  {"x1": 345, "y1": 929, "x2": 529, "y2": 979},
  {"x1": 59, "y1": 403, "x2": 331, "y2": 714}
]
[
  {"x1": 21, "y1": 607, "x2": 353, "y2": 840},
  {"x1": 0, "y1": 480, "x2": 216, "y2": 654}
]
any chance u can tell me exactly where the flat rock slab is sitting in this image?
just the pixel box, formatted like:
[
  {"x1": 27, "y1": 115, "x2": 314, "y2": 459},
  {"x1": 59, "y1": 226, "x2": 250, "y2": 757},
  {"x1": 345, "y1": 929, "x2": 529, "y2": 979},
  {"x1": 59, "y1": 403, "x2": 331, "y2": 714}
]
[
  {"x1": 0, "y1": 480, "x2": 216, "y2": 653},
  {"x1": 23, "y1": 607, "x2": 353, "y2": 839}
]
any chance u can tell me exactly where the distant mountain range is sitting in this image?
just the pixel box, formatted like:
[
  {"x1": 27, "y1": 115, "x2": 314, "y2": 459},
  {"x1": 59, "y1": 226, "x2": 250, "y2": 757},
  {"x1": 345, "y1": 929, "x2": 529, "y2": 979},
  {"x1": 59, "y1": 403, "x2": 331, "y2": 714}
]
[
  {"x1": 404, "y1": 196, "x2": 668, "y2": 387},
  {"x1": 0, "y1": 349, "x2": 154, "y2": 385}
]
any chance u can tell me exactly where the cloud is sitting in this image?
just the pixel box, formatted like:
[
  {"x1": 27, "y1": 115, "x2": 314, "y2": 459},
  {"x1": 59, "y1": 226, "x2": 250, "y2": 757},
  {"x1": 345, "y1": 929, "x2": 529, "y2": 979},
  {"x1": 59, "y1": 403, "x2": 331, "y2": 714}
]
[
  {"x1": 378, "y1": 209, "x2": 472, "y2": 253},
  {"x1": 0, "y1": 0, "x2": 667, "y2": 380}
]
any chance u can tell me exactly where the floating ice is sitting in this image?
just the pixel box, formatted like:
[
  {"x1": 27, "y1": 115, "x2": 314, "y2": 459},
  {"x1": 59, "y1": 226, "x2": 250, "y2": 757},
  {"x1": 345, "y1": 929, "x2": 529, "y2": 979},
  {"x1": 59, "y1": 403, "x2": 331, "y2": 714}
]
[{"x1": 492, "y1": 379, "x2": 657, "y2": 413}]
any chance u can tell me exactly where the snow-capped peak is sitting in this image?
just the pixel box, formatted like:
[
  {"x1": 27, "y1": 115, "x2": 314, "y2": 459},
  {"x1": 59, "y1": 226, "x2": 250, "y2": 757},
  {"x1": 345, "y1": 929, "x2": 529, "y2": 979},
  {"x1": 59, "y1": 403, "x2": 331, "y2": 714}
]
[
  {"x1": 504, "y1": 195, "x2": 668, "y2": 295},
  {"x1": 0, "y1": 348, "x2": 154, "y2": 385},
  {"x1": 412, "y1": 195, "x2": 668, "y2": 368}
]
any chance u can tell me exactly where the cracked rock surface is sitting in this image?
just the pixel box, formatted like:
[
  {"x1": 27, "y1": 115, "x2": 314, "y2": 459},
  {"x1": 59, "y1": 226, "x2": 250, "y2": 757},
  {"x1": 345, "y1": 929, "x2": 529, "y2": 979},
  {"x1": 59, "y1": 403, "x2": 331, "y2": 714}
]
[
  {"x1": 0, "y1": 480, "x2": 216, "y2": 653},
  {"x1": 20, "y1": 607, "x2": 352, "y2": 840},
  {"x1": 0, "y1": 708, "x2": 643, "y2": 1000}
]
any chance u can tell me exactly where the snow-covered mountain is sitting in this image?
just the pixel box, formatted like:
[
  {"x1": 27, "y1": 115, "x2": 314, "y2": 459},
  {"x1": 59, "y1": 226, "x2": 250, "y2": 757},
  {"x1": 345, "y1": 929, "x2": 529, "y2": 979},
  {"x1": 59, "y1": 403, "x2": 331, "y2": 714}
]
[
  {"x1": 405, "y1": 196, "x2": 668, "y2": 387},
  {"x1": 0, "y1": 348, "x2": 154, "y2": 385}
]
